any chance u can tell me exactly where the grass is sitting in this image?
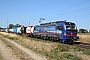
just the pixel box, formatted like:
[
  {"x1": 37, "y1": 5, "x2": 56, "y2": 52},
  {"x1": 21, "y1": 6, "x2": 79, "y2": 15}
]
[
  {"x1": 74, "y1": 47, "x2": 84, "y2": 52},
  {"x1": 74, "y1": 46, "x2": 90, "y2": 55},
  {"x1": 22, "y1": 36, "x2": 52, "y2": 43},
  {"x1": 46, "y1": 44, "x2": 70, "y2": 60},
  {"x1": 2, "y1": 34, "x2": 19, "y2": 40},
  {"x1": 83, "y1": 49, "x2": 90, "y2": 55},
  {"x1": 61, "y1": 53, "x2": 82, "y2": 60},
  {"x1": 33, "y1": 43, "x2": 70, "y2": 60},
  {"x1": 0, "y1": 32, "x2": 90, "y2": 60},
  {"x1": 28, "y1": 43, "x2": 72, "y2": 60}
]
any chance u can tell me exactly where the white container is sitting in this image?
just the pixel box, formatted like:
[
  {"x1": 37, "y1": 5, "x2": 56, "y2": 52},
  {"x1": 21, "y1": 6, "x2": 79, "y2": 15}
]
[
  {"x1": 17, "y1": 27, "x2": 22, "y2": 34},
  {"x1": 10, "y1": 29, "x2": 13, "y2": 32},
  {"x1": 26, "y1": 26, "x2": 34, "y2": 34}
]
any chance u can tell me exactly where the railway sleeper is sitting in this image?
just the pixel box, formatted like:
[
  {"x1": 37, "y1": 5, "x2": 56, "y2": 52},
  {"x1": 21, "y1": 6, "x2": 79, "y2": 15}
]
[{"x1": 65, "y1": 39, "x2": 74, "y2": 45}]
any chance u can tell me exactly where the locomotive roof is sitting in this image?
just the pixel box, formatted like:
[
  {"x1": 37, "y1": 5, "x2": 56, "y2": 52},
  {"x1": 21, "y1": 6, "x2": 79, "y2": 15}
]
[
  {"x1": 35, "y1": 21, "x2": 75, "y2": 27},
  {"x1": 35, "y1": 24, "x2": 55, "y2": 27},
  {"x1": 40, "y1": 21, "x2": 75, "y2": 26}
]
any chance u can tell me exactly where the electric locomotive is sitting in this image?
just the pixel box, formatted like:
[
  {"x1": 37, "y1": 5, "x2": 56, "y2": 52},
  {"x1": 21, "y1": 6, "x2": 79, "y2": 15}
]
[{"x1": 33, "y1": 20, "x2": 79, "y2": 44}]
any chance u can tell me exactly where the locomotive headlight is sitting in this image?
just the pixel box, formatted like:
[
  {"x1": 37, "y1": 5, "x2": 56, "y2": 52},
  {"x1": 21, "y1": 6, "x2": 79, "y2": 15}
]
[
  {"x1": 75, "y1": 26, "x2": 76, "y2": 29},
  {"x1": 64, "y1": 32, "x2": 66, "y2": 36}
]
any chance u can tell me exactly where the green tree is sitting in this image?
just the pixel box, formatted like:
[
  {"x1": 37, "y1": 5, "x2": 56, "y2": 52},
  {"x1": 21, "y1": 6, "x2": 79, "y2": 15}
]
[
  {"x1": 79, "y1": 28, "x2": 88, "y2": 33},
  {"x1": 14, "y1": 23, "x2": 21, "y2": 27},
  {"x1": 9, "y1": 24, "x2": 14, "y2": 29}
]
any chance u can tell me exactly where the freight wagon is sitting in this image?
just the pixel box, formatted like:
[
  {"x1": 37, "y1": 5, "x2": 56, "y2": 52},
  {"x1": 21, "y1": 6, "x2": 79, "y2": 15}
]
[
  {"x1": 33, "y1": 21, "x2": 79, "y2": 44},
  {"x1": 9, "y1": 29, "x2": 13, "y2": 33},
  {"x1": 0, "y1": 28, "x2": 8, "y2": 32},
  {"x1": 13, "y1": 27, "x2": 17, "y2": 33},
  {"x1": 9, "y1": 27, "x2": 24, "y2": 34},
  {"x1": 26, "y1": 26, "x2": 34, "y2": 37}
]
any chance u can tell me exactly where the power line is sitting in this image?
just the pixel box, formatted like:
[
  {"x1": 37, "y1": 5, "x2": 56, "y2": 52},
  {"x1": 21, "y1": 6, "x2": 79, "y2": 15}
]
[
  {"x1": 46, "y1": 7, "x2": 90, "y2": 18},
  {"x1": 65, "y1": 14, "x2": 90, "y2": 19},
  {"x1": 32, "y1": 0, "x2": 90, "y2": 24},
  {"x1": 42, "y1": 0, "x2": 90, "y2": 17}
]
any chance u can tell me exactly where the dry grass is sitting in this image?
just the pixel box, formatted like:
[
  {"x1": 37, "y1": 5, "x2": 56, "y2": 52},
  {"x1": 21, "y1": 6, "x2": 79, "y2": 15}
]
[
  {"x1": 1, "y1": 32, "x2": 89, "y2": 60},
  {"x1": 0, "y1": 32, "x2": 54, "y2": 52},
  {"x1": 16, "y1": 38, "x2": 54, "y2": 52},
  {"x1": 1, "y1": 32, "x2": 90, "y2": 43},
  {"x1": 0, "y1": 32, "x2": 18, "y2": 37},
  {"x1": 78, "y1": 33, "x2": 90, "y2": 43}
]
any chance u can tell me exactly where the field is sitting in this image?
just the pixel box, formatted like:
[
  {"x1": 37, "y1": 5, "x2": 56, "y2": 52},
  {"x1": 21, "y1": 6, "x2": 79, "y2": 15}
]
[
  {"x1": 0, "y1": 32, "x2": 90, "y2": 60},
  {"x1": 78, "y1": 33, "x2": 90, "y2": 43}
]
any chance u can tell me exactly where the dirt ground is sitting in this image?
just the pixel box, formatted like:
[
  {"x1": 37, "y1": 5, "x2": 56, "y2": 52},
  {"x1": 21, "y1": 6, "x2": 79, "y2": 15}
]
[
  {"x1": 0, "y1": 35, "x2": 47, "y2": 60},
  {"x1": 0, "y1": 40, "x2": 18, "y2": 60}
]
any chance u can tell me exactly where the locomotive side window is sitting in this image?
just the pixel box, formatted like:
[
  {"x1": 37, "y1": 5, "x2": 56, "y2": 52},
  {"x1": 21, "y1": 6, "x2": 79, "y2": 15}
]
[
  {"x1": 34, "y1": 27, "x2": 36, "y2": 30},
  {"x1": 56, "y1": 26, "x2": 63, "y2": 30}
]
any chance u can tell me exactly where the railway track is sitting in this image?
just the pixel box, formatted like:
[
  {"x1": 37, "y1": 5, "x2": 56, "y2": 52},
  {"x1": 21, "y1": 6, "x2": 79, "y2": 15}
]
[{"x1": 73, "y1": 42, "x2": 90, "y2": 49}]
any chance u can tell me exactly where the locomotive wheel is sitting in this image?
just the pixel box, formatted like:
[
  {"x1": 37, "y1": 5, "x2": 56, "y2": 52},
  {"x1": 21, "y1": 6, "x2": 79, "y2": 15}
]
[
  {"x1": 67, "y1": 40, "x2": 73, "y2": 45},
  {"x1": 43, "y1": 36, "x2": 46, "y2": 40},
  {"x1": 63, "y1": 41, "x2": 67, "y2": 44},
  {"x1": 69, "y1": 40, "x2": 73, "y2": 45},
  {"x1": 59, "y1": 40, "x2": 63, "y2": 43},
  {"x1": 51, "y1": 37, "x2": 55, "y2": 42}
]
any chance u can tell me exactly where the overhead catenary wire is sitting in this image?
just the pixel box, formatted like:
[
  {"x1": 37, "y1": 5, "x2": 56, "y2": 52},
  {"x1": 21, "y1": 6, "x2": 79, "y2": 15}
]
[
  {"x1": 65, "y1": 14, "x2": 90, "y2": 19},
  {"x1": 45, "y1": 7, "x2": 90, "y2": 18},
  {"x1": 42, "y1": 0, "x2": 90, "y2": 18},
  {"x1": 31, "y1": 0, "x2": 90, "y2": 24}
]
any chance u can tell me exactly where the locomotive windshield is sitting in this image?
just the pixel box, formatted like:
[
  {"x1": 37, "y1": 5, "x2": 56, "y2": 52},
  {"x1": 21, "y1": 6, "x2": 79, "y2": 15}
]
[{"x1": 65, "y1": 22, "x2": 77, "y2": 30}]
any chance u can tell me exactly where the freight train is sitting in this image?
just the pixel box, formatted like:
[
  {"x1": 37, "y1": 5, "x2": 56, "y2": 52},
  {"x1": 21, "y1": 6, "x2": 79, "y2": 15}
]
[{"x1": 0, "y1": 20, "x2": 79, "y2": 44}]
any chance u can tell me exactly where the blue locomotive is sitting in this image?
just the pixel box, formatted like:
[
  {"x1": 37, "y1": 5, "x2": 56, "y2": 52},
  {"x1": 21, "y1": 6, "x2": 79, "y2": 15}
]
[{"x1": 33, "y1": 21, "x2": 79, "y2": 44}]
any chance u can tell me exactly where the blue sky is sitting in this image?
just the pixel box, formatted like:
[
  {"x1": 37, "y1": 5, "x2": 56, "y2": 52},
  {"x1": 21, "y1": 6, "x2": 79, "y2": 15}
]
[{"x1": 0, "y1": 0, "x2": 90, "y2": 30}]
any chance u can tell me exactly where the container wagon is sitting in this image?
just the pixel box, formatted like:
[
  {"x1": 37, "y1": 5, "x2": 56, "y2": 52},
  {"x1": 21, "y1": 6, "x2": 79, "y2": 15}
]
[
  {"x1": 9, "y1": 28, "x2": 14, "y2": 33},
  {"x1": 26, "y1": 26, "x2": 34, "y2": 37}
]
